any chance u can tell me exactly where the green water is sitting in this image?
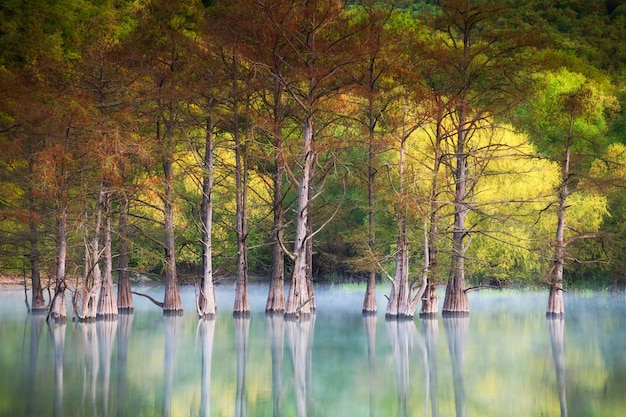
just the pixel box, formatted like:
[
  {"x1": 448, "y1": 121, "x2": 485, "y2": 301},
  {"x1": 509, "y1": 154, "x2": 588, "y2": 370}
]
[{"x1": 0, "y1": 285, "x2": 625, "y2": 416}]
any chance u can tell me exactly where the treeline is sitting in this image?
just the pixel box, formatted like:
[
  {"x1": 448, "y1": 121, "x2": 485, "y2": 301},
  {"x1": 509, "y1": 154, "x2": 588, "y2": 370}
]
[{"x1": 0, "y1": 0, "x2": 624, "y2": 319}]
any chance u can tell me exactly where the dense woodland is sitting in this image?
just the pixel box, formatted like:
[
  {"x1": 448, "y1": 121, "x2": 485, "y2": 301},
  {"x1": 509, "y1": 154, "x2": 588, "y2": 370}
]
[{"x1": 0, "y1": 0, "x2": 625, "y2": 319}]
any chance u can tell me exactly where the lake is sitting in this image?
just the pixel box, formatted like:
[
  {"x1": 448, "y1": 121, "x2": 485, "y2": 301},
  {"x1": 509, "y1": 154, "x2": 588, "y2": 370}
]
[{"x1": 0, "y1": 284, "x2": 625, "y2": 416}]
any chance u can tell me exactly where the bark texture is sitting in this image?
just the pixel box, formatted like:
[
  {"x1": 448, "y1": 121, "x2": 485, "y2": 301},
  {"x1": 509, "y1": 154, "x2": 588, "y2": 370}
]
[
  {"x1": 198, "y1": 120, "x2": 216, "y2": 318},
  {"x1": 285, "y1": 116, "x2": 314, "y2": 319},
  {"x1": 162, "y1": 151, "x2": 182, "y2": 313},
  {"x1": 98, "y1": 194, "x2": 118, "y2": 318},
  {"x1": 266, "y1": 82, "x2": 286, "y2": 313},
  {"x1": 117, "y1": 200, "x2": 134, "y2": 312},
  {"x1": 442, "y1": 107, "x2": 469, "y2": 317},
  {"x1": 547, "y1": 131, "x2": 571, "y2": 317}
]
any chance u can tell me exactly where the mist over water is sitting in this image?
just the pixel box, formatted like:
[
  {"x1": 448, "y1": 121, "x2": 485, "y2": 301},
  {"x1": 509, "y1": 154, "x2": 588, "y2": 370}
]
[{"x1": 1, "y1": 285, "x2": 625, "y2": 416}]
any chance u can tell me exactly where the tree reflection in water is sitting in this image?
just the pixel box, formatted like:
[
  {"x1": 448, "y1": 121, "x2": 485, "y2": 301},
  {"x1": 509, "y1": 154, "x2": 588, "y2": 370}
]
[
  {"x1": 422, "y1": 317, "x2": 439, "y2": 417},
  {"x1": 363, "y1": 314, "x2": 377, "y2": 417},
  {"x1": 443, "y1": 316, "x2": 469, "y2": 417},
  {"x1": 199, "y1": 317, "x2": 216, "y2": 417},
  {"x1": 286, "y1": 315, "x2": 315, "y2": 417},
  {"x1": 49, "y1": 318, "x2": 66, "y2": 417},
  {"x1": 163, "y1": 314, "x2": 182, "y2": 417},
  {"x1": 97, "y1": 319, "x2": 117, "y2": 417},
  {"x1": 547, "y1": 317, "x2": 568, "y2": 417},
  {"x1": 235, "y1": 316, "x2": 250, "y2": 417},
  {"x1": 75, "y1": 321, "x2": 98, "y2": 416},
  {"x1": 117, "y1": 313, "x2": 134, "y2": 417},
  {"x1": 386, "y1": 318, "x2": 426, "y2": 417},
  {"x1": 267, "y1": 313, "x2": 285, "y2": 417},
  {"x1": 26, "y1": 314, "x2": 46, "y2": 417}
]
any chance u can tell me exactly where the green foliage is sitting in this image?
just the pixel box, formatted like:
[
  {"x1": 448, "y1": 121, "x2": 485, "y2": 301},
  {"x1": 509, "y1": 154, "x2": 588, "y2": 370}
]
[{"x1": 1, "y1": 0, "x2": 626, "y2": 288}]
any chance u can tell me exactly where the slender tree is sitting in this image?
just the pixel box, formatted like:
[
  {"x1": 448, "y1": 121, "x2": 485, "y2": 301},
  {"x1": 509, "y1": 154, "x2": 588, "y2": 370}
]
[
  {"x1": 351, "y1": 0, "x2": 398, "y2": 315},
  {"x1": 251, "y1": 0, "x2": 356, "y2": 318},
  {"x1": 428, "y1": 0, "x2": 541, "y2": 316},
  {"x1": 128, "y1": 0, "x2": 204, "y2": 313},
  {"x1": 519, "y1": 69, "x2": 618, "y2": 316}
]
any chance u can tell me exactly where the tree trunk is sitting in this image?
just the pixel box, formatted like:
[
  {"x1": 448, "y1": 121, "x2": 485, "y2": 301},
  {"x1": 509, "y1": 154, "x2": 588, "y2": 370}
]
[
  {"x1": 76, "y1": 189, "x2": 104, "y2": 321},
  {"x1": 306, "y1": 213, "x2": 315, "y2": 311},
  {"x1": 233, "y1": 96, "x2": 250, "y2": 316},
  {"x1": 386, "y1": 219, "x2": 409, "y2": 318},
  {"x1": 162, "y1": 149, "x2": 182, "y2": 313},
  {"x1": 385, "y1": 112, "x2": 425, "y2": 319},
  {"x1": 363, "y1": 107, "x2": 377, "y2": 314},
  {"x1": 51, "y1": 201, "x2": 68, "y2": 321},
  {"x1": 98, "y1": 192, "x2": 118, "y2": 318},
  {"x1": 285, "y1": 114, "x2": 314, "y2": 319},
  {"x1": 266, "y1": 81, "x2": 286, "y2": 313},
  {"x1": 117, "y1": 195, "x2": 134, "y2": 312},
  {"x1": 547, "y1": 132, "x2": 571, "y2": 317},
  {"x1": 421, "y1": 117, "x2": 443, "y2": 317},
  {"x1": 199, "y1": 119, "x2": 216, "y2": 318},
  {"x1": 28, "y1": 157, "x2": 46, "y2": 312},
  {"x1": 266, "y1": 160, "x2": 286, "y2": 312},
  {"x1": 443, "y1": 109, "x2": 469, "y2": 317}
]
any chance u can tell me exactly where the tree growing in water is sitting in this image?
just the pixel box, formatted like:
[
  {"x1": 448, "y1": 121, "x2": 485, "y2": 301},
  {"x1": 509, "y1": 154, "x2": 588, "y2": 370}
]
[
  {"x1": 428, "y1": 0, "x2": 541, "y2": 316},
  {"x1": 519, "y1": 69, "x2": 618, "y2": 316}
]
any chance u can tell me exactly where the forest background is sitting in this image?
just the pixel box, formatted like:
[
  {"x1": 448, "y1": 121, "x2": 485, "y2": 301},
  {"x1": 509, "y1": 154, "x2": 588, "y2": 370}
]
[{"x1": 1, "y1": 0, "x2": 626, "y2": 316}]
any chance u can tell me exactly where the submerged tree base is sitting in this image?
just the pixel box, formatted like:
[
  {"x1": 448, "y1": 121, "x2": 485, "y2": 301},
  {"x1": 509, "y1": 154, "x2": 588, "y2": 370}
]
[
  {"x1": 118, "y1": 307, "x2": 134, "y2": 314},
  {"x1": 233, "y1": 310, "x2": 251, "y2": 319},
  {"x1": 384, "y1": 315, "x2": 414, "y2": 322},
  {"x1": 284, "y1": 311, "x2": 313, "y2": 321},
  {"x1": 73, "y1": 316, "x2": 97, "y2": 323},
  {"x1": 163, "y1": 309, "x2": 184, "y2": 317},
  {"x1": 200, "y1": 312, "x2": 217, "y2": 320},
  {"x1": 362, "y1": 309, "x2": 377, "y2": 317},
  {"x1": 441, "y1": 310, "x2": 470, "y2": 318},
  {"x1": 96, "y1": 313, "x2": 118, "y2": 321},
  {"x1": 546, "y1": 311, "x2": 565, "y2": 318},
  {"x1": 419, "y1": 311, "x2": 438, "y2": 319}
]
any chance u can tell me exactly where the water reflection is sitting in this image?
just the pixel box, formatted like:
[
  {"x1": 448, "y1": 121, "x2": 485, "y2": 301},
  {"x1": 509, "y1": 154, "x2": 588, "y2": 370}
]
[
  {"x1": 163, "y1": 314, "x2": 182, "y2": 417},
  {"x1": 97, "y1": 319, "x2": 117, "y2": 417},
  {"x1": 286, "y1": 316, "x2": 315, "y2": 417},
  {"x1": 3, "y1": 288, "x2": 626, "y2": 416},
  {"x1": 422, "y1": 317, "x2": 439, "y2": 417},
  {"x1": 74, "y1": 321, "x2": 98, "y2": 416},
  {"x1": 199, "y1": 318, "x2": 216, "y2": 417},
  {"x1": 386, "y1": 318, "x2": 426, "y2": 417},
  {"x1": 267, "y1": 313, "x2": 285, "y2": 417},
  {"x1": 50, "y1": 318, "x2": 66, "y2": 417},
  {"x1": 443, "y1": 317, "x2": 469, "y2": 417},
  {"x1": 547, "y1": 317, "x2": 568, "y2": 417},
  {"x1": 117, "y1": 313, "x2": 134, "y2": 417},
  {"x1": 235, "y1": 316, "x2": 250, "y2": 417},
  {"x1": 363, "y1": 315, "x2": 377, "y2": 417},
  {"x1": 25, "y1": 314, "x2": 46, "y2": 417}
]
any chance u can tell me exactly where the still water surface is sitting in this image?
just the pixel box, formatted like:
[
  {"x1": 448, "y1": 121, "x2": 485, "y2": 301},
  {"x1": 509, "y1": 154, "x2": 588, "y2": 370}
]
[{"x1": 1, "y1": 284, "x2": 625, "y2": 416}]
